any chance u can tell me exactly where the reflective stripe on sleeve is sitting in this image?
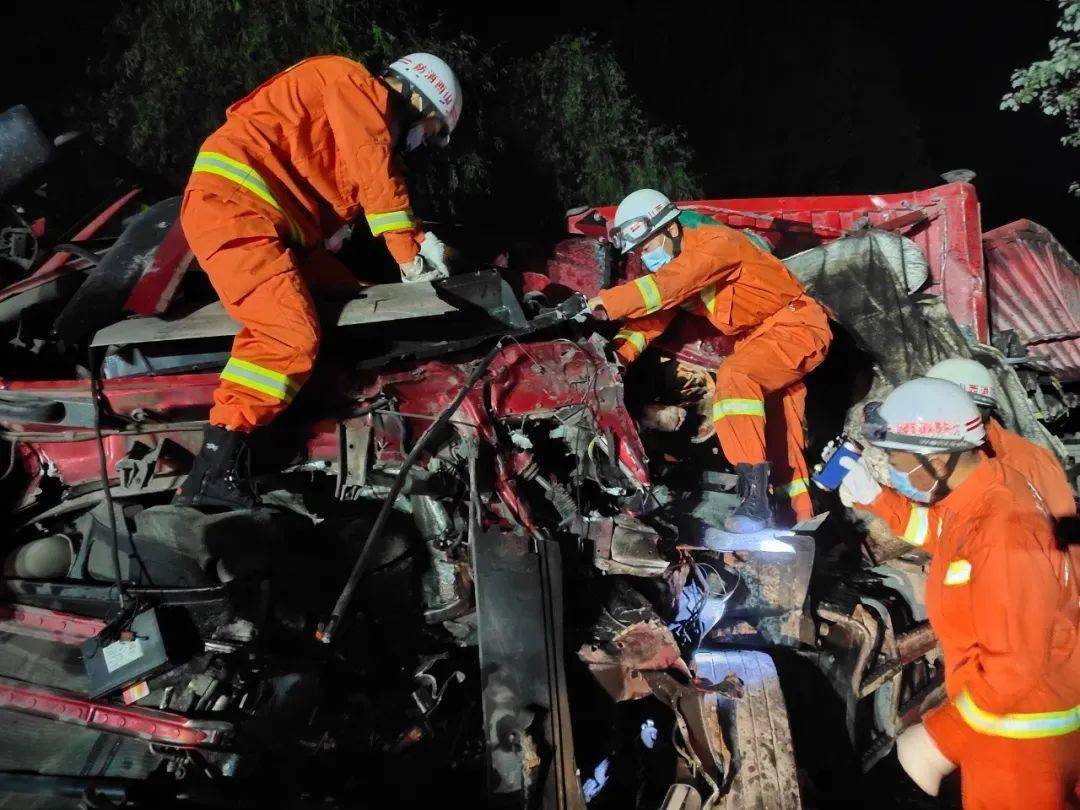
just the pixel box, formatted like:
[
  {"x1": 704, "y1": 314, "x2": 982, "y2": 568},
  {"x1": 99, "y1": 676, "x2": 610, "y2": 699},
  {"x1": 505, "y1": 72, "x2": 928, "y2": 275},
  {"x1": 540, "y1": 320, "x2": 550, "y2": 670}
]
[
  {"x1": 614, "y1": 329, "x2": 647, "y2": 355},
  {"x1": 699, "y1": 283, "x2": 717, "y2": 314},
  {"x1": 634, "y1": 276, "x2": 663, "y2": 314},
  {"x1": 902, "y1": 505, "x2": 930, "y2": 547},
  {"x1": 365, "y1": 209, "x2": 417, "y2": 236},
  {"x1": 219, "y1": 357, "x2": 301, "y2": 404}
]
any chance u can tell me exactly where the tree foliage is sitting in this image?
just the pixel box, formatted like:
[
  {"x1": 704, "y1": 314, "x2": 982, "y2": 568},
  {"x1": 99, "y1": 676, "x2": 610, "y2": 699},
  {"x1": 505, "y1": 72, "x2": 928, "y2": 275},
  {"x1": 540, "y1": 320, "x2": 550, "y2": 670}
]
[
  {"x1": 1002, "y1": 0, "x2": 1080, "y2": 193},
  {"x1": 84, "y1": 2, "x2": 699, "y2": 231},
  {"x1": 498, "y1": 35, "x2": 700, "y2": 222}
]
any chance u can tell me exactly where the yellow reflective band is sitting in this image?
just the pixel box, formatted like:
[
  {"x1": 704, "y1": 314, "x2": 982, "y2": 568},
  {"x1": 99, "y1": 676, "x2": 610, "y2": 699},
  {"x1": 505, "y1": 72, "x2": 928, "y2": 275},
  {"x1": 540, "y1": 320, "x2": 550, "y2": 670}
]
[
  {"x1": 711, "y1": 399, "x2": 766, "y2": 420},
  {"x1": 634, "y1": 275, "x2": 663, "y2": 314},
  {"x1": 365, "y1": 209, "x2": 416, "y2": 236},
  {"x1": 614, "y1": 330, "x2": 647, "y2": 355},
  {"x1": 779, "y1": 478, "x2": 810, "y2": 499},
  {"x1": 944, "y1": 558, "x2": 971, "y2": 586},
  {"x1": 220, "y1": 357, "x2": 300, "y2": 404},
  {"x1": 192, "y1": 152, "x2": 305, "y2": 246},
  {"x1": 902, "y1": 506, "x2": 929, "y2": 547},
  {"x1": 956, "y1": 691, "x2": 1080, "y2": 740},
  {"x1": 700, "y1": 283, "x2": 717, "y2": 314}
]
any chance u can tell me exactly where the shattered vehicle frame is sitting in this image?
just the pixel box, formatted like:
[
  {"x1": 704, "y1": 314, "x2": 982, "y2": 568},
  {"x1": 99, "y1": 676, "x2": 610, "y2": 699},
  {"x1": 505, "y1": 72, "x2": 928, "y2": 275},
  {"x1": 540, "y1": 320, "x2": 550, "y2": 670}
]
[{"x1": 0, "y1": 104, "x2": 1076, "y2": 809}]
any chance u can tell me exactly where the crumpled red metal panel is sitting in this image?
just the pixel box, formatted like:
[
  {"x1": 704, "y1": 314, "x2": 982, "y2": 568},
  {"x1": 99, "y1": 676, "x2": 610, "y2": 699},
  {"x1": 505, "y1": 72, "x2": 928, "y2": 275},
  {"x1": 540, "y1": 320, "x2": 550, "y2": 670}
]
[
  {"x1": 123, "y1": 217, "x2": 195, "y2": 315},
  {"x1": 983, "y1": 219, "x2": 1080, "y2": 382}
]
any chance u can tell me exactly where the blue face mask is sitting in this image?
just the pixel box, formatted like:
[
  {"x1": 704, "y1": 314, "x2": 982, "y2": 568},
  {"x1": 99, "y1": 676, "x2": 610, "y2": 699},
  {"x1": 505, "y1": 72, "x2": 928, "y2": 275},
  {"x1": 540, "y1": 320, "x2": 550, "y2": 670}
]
[
  {"x1": 641, "y1": 245, "x2": 673, "y2": 272},
  {"x1": 888, "y1": 463, "x2": 937, "y2": 504}
]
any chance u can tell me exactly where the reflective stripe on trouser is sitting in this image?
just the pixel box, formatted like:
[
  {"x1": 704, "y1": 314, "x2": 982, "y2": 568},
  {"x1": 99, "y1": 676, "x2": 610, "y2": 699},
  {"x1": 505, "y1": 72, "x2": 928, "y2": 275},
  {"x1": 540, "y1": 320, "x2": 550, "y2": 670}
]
[
  {"x1": 956, "y1": 691, "x2": 1080, "y2": 740},
  {"x1": 366, "y1": 208, "x2": 417, "y2": 236},
  {"x1": 220, "y1": 358, "x2": 300, "y2": 404},
  {"x1": 210, "y1": 270, "x2": 320, "y2": 432},
  {"x1": 712, "y1": 399, "x2": 766, "y2": 420},
  {"x1": 191, "y1": 152, "x2": 306, "y2": 246}
]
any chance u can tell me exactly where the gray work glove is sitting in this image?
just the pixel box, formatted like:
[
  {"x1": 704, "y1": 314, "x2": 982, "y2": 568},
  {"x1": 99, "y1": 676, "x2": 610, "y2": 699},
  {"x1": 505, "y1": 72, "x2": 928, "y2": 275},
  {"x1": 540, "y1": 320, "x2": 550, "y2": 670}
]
[{"x1": 398, "y1": 254, "x2": 448, "y2": 283}]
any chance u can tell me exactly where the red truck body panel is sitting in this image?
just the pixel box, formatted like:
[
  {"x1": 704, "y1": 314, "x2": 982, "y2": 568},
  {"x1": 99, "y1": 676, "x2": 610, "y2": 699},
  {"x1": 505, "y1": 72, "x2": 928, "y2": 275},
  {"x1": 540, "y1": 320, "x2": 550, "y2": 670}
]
[
  {"x1": 569, "y1": 181, "x2": 991, "y2": 345},
  {"x1": 984, "y1": 219, "x2": 1080, "y2": 383}
]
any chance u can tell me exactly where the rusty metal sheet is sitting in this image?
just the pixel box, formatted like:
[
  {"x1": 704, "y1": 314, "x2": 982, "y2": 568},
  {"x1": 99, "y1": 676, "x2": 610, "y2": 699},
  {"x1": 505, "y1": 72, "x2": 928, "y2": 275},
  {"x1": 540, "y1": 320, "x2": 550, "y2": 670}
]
[{"x1": 983, "y1": 219, "x2": 1080, "y2": 382}]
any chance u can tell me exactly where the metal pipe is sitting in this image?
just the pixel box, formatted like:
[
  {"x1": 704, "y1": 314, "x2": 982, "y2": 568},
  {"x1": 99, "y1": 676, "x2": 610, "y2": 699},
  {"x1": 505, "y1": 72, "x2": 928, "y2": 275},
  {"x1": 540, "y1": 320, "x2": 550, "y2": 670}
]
[{"x1": 318, "y1": 337, "x2": 506, "y2": 645}]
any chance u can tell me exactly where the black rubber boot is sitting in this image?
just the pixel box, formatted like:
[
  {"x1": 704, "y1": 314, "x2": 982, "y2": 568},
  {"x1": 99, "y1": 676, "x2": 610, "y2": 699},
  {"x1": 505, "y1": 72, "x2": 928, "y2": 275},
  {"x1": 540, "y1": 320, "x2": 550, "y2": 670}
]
[
  {"x1": 173, "y1": 425, "x2": 258, "y2": 510},
  {"x1": 723, "y1": 462, "x2": 774, "y2": 533}
]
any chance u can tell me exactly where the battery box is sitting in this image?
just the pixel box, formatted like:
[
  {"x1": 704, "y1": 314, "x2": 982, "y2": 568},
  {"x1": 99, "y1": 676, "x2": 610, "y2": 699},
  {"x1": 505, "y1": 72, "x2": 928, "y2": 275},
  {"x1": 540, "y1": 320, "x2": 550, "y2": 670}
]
[{"x1": 81, "y1": 606, "x2": 176, "y2": 700}]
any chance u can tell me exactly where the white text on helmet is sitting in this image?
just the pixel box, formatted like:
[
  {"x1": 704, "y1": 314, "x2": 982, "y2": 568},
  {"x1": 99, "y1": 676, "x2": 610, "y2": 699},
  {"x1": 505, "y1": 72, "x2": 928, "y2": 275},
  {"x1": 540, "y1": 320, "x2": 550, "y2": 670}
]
[{"x1": 894, "y1": 420, "x2": 960, "y2": 436}]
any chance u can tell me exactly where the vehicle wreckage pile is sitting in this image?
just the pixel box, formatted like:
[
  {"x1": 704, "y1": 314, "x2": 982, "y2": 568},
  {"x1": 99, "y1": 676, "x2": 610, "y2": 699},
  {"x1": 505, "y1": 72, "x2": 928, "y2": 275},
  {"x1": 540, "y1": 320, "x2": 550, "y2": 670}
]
[{"x1": 0, "y1": 105, "x2": 1076, "y2": 809}]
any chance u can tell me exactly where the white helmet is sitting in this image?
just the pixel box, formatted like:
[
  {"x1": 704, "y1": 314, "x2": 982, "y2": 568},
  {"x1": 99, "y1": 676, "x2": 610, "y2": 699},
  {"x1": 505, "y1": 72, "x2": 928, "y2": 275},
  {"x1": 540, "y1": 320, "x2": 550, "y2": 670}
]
[
  {"x1": 862, "y1": 377, "x2": 986, "y2": 454},
  {"x1": 925, "y1": 358, "x2": 998, "y2": 408},
  {"x1": 385, "y1": 53, "x2": 462, "y2": 144},
  {"x1": 611, "y1": 189, "x2": 681, "y2": 254}
]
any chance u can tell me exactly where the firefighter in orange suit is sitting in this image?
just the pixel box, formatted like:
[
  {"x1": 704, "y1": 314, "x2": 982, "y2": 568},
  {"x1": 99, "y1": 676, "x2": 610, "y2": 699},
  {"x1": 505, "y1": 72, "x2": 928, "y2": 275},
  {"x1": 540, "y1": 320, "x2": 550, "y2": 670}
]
[
  {"x1": 841, "y1": 359, "x2": 1077, "y2": 548},
  {"x1": 589, "y1": 189, "x2": 832, "y2": 532},
  {"x1": 176, "y1": 53, "x2": 462, "y2": 509},
  {"x1": 838, "y1": 377, "x2": 1080, "y2": 808}
]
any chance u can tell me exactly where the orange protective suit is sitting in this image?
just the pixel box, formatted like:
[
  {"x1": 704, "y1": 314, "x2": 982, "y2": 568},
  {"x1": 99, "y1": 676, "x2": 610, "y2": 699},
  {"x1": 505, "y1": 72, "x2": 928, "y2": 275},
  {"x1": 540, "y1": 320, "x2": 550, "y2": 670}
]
[
  {"x1": 985, "y1": 417, "x2": 1076, "y2": 519},
  {"x1": 861, "y1": 459, "x2": 1080, "y2": 807},
  {"x1": 598, "y1": 215, "x2": 832, "y2": 520},
  {"x1": 181, "y1": 55, "x2": 424, "y2": 432}
]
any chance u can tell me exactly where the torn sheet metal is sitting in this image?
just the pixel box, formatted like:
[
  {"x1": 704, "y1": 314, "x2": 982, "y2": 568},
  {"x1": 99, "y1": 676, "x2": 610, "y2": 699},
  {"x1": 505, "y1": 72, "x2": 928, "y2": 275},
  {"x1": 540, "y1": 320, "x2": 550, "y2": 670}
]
[
  {"x1": 53, "y1": 198, "x2": 185, "y2": 344},
  {"x1": 984, "y1": 219, "x2": 1080, "y2": 382},
  {"x1": 578, "y1": 620, "x2": 693, "y2": 702}
]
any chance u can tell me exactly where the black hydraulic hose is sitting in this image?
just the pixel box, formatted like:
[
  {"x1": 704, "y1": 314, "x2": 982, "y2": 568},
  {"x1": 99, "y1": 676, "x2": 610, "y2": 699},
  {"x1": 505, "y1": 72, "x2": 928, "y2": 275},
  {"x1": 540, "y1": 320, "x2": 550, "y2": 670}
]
[
  {"x1": 318, "y1": 337, "x2": 506, "y2": 645},
  {"x1": 53, "y1": 242, "x2": 101, "y2": 267},
  {"x1": 88, "y1": 346, "x2": 127, "y2": 610}
]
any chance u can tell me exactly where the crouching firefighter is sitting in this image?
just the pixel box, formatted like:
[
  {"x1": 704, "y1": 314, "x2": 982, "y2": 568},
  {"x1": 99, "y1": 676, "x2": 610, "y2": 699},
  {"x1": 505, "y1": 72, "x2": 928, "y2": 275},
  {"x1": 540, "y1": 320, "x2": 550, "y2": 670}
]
[
  {"x1": 589, "y1": 189, "x2": 832, "y2": 532},
  {"x1": 839, "y1": 377, "x2": 1080, "y2": 808},
  {"x1": 176, "y1": 53, "x2": 462, "y2": 509}
]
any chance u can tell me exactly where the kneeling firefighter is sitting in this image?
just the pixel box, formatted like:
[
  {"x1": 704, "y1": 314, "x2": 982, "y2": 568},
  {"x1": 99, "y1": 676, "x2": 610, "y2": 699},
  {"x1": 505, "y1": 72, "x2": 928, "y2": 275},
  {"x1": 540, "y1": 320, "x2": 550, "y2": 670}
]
[
  {"x1": 176, "y1": 53, "x2": 462, "y2": 509},
  {"x1": 589, "y1": 189, "x2": 832, "y2": 532},
  {"x1": 839, "y1": 377, "x2": 1080, "y2": 808}
]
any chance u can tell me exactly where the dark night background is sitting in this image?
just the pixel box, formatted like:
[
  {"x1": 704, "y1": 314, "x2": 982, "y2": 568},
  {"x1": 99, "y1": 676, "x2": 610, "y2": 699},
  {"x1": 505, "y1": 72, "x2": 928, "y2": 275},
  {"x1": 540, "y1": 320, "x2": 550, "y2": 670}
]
[
  {"x1": 0, "y1": 5, "x2": 1073, "y2": 807},
  {"x1": 4, "y1": 1, "x2": 1078, "y2": 252}
]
